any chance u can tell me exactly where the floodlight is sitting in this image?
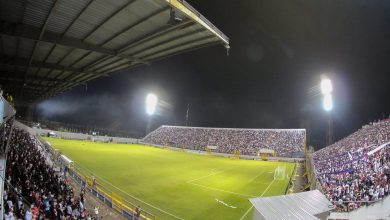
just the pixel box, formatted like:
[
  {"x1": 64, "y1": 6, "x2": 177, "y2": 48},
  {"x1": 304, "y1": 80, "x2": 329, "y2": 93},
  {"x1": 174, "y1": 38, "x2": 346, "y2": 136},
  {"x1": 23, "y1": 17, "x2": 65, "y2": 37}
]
[
  {"x1": 323, "y1": 94, "x2": 333, "y2": 111},
  {"x1": 321, "y1": 78, "x2": 333, "y2": 95},
  {"x1": 146, "y1": 94, "x2": 158, "y2": 115}
]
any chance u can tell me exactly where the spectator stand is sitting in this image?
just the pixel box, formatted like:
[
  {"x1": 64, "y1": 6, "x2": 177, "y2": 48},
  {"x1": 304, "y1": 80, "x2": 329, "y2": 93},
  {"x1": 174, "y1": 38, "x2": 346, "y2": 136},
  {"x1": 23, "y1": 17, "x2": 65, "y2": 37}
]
[
  {"x1": 142, "y1": 141, "x2": 304, "y2": 163},
  {"x1": 7, "y1": 123, "x2": 126, "y2": 219},
  {"x1": 312, "y1": 120, "x2": 390, "y2": 214},
  {"x1": 143, "y1": 125, "x2": 306, "y2": 158}
]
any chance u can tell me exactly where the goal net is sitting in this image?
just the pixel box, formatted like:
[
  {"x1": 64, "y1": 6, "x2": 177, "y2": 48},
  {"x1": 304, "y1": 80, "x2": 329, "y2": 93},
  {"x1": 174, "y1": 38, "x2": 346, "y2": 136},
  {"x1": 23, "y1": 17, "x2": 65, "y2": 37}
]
[{"x1": 273, "y1": 166, "x2": 286, "y2": 180}]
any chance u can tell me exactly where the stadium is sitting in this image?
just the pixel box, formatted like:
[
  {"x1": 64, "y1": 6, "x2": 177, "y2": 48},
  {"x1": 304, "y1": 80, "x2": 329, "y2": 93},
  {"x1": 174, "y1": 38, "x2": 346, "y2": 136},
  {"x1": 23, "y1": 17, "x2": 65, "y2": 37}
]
[{"x1": 1, "y1": 0, "x2": 390, "y2": 220}]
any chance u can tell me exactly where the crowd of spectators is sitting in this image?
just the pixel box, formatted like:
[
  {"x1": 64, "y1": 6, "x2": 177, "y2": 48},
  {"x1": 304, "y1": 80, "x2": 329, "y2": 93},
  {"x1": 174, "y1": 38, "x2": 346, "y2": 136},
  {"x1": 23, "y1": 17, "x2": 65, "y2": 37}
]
[
  {"x1": 3, "y1": 128, "x2": 98, "y2": 219},
  {"x1": 314, "y1": 120, "x2": 390, "y2": 211},
  {"x1": 0, "y1": 117, "x2": 13, "y2": 154},
  {"x1": 143, "y1": 126, "x2": 305, "y2": 157}
]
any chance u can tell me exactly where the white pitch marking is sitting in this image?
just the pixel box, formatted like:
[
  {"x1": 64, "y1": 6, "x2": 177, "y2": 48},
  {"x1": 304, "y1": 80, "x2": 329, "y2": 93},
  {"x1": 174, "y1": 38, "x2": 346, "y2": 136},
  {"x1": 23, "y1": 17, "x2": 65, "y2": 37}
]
[
  {"x1": 188, "y1": 182, "x2": 256, "y2": 197},
  {"x1": 260, "y1": 178, "x2": 276, "y2": 197},
  {"x1": 248, "y1": 170, "x2": 265, "y2": 183},
  {"x1": 187, "y1": 166, "x2": 236, "y2": 183},
  {"x1": 239, "y1": 206, "x2": 253, "y2": 220},
  {"x1": 215, "y1": 198, "x2": 237, "y2": 209},
  {"x1": 239, "y1": 178, "x2": 277, "y2": 220}
]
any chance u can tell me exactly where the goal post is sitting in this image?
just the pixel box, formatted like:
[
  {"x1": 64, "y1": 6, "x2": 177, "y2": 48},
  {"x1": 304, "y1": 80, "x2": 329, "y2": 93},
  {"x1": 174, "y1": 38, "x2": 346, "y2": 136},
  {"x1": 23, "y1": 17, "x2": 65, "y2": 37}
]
[{"x1": 274, "y1": 166, "x2": 286, "y2": 180}]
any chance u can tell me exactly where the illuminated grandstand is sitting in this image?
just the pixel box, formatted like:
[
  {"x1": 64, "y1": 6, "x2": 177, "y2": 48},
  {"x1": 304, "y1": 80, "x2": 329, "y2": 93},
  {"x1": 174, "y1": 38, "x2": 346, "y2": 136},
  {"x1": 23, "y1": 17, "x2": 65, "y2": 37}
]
[
  {"x1": 313, "y1": 120, "x2": 390, "y2": 214},
  {"x1": 143, "y1": 125, "x2": 306, "y2": 158}
]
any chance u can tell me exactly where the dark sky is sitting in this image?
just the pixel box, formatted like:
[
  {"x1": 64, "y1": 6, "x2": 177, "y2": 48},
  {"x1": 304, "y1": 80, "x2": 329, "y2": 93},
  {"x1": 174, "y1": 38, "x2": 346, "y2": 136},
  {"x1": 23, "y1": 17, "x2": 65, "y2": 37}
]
[{"x1": 35, "y1": 0, "x2": 390, "y2": 149}]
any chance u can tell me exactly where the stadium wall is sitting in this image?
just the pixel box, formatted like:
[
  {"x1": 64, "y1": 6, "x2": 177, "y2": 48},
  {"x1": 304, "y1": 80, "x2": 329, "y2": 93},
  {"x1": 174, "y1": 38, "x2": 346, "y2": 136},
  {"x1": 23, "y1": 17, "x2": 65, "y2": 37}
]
[{"x1": 31, "y1": 127, "x2": 138, "y2": 144}]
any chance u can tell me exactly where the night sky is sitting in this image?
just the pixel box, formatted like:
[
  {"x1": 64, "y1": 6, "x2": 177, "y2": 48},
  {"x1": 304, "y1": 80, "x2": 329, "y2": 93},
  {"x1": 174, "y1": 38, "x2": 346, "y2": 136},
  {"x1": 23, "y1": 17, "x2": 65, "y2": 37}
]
[{"x1": 35, "y1": 0, "x2": 390, "y2": 149}]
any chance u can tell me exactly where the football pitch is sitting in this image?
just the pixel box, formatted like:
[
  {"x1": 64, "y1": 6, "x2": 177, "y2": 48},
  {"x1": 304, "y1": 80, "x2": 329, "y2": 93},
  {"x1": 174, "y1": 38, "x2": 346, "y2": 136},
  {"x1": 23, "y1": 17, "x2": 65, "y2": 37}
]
[{"x1": 45, "y1": 138, "x2": 294, "y2": 220}]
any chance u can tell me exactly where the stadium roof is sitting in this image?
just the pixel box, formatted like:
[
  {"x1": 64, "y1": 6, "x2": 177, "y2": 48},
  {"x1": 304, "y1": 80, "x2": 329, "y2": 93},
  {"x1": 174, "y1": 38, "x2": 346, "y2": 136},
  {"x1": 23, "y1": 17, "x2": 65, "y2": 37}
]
[
  {"x1": 0, "y1": 0, "x2": 229, "y2": 104},
  {"x1": 250, "y1": 190, "x2": 332, "y2": 220}
]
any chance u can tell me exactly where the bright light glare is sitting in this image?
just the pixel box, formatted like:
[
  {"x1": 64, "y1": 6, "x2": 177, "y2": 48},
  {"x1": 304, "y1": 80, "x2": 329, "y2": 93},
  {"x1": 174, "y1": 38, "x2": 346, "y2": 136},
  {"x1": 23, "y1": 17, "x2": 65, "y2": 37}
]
[
  {"x1": 323, "y1": 94, "x2": 333, "y2": 111},
  {"x1": 146, "y1": 94, "x2": 158, "y2": 115},
  {"x1": 321, "y1": 78, "x2": 333, "y2": 95}
]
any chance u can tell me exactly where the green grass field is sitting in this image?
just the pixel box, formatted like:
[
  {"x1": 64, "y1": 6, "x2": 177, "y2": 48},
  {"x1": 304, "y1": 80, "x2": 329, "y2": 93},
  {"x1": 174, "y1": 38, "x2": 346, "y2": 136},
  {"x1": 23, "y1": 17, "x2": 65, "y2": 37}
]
[{"x1": 44, "y1": 138, "x2": 294, "y2": 220}]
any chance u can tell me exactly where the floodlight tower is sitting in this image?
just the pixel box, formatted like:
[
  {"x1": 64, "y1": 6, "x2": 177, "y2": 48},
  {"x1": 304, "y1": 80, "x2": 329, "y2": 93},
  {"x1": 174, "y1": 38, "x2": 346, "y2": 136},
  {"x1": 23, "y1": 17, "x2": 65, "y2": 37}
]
[
  {"x1": 145, "y1": 93, "x2": 158, "y2": 135},
  {"x1": 321, "y1": 77, "x2": 333, "y2": 146}
]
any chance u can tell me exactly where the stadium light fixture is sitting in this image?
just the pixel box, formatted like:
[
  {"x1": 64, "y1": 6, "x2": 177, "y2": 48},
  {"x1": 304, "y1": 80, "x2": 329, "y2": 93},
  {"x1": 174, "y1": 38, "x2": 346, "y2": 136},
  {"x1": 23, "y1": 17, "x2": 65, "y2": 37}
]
[
  {"x1": 320, "y1": 76, "x2": 334, "y2": 145},
  {"x1": 320, "y1": 78, "x2": 333, "y2": 95},
  {"x1": 323, "y1": 94, "x2": 333, "y2": 112},
  {"x1": 146, "y1": 93, "x2": 158, "y2": 115}
]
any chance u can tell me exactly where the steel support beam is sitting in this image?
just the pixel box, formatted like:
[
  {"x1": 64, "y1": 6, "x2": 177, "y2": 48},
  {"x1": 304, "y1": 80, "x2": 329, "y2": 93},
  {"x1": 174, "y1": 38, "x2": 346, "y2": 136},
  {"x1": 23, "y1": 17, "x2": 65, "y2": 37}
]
[
  {"x1": 0, "y1": 22, "x2": 145, "y2": 63},
  {"x1": 1, "y1": 56, "x2": 101, "y2": 75},
  {"x1": 22, "y1": 0, "x2": 63, "y2": 93},
  {"x1": 0, "y1": 73, "x2": 71, "y2": 83}
]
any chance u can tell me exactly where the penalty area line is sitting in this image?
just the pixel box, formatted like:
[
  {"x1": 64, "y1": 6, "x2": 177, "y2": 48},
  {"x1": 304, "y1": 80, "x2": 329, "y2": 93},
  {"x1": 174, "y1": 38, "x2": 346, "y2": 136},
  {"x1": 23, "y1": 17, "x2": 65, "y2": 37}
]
[
  {"x1": 260, "y1": 178, "x2": 276, "y2": 197},
  {"x1": 239, "y1": 178, "x2": 276, "y2": 220},
  {"x1": 239, "y1": 206, "x2": 253, "y2": 220}
]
